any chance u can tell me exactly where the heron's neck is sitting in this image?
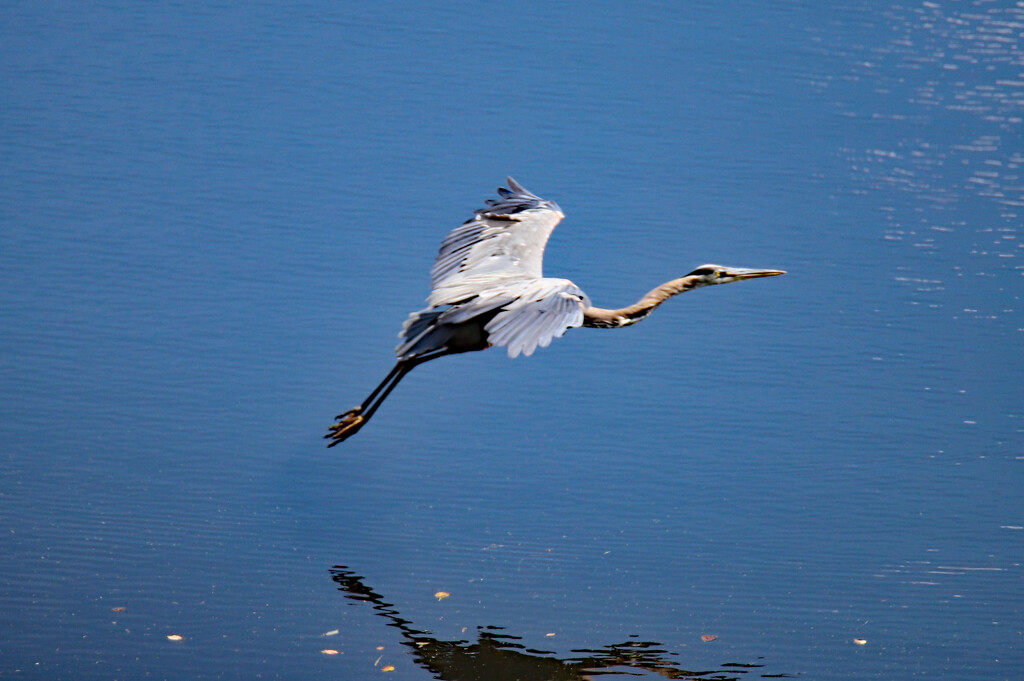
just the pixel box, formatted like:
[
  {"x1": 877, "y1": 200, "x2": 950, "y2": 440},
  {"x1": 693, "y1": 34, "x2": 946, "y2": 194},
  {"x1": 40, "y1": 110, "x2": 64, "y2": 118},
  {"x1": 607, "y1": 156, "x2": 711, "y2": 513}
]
[{"x1": 582, "y1": 275, "x2": 707, "y2": 328}]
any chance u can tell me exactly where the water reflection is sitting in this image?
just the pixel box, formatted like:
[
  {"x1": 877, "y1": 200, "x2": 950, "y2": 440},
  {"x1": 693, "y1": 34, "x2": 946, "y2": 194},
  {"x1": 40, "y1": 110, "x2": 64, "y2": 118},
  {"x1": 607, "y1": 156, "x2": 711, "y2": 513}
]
[{"x1": 331, "y1": 566, "x2": 788, "y2": 680}]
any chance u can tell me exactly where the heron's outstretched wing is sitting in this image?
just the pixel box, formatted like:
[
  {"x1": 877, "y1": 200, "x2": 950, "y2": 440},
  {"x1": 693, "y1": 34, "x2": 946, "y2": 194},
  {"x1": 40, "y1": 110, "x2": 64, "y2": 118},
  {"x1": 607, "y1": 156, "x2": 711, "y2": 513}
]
[
  {"x1": 428, "y1": 178, "x2": 564, "y2": 306},
  {"x1": 484, "y1": 278, "x2": 589, "y2": 358}
]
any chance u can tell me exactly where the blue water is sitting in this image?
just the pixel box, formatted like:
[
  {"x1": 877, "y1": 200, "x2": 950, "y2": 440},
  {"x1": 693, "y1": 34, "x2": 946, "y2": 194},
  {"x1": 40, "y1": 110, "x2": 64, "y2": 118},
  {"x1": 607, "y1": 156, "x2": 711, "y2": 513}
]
[{"x1": 2, "y1": 1, "x2": 1021, "y2": 679}]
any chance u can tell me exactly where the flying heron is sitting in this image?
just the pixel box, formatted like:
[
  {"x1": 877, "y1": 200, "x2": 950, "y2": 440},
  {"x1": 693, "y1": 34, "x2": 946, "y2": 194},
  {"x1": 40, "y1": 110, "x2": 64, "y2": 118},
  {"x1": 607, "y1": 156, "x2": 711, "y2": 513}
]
[{"x1": 327, "y1": 178, "x2": 784, "y2": 446}]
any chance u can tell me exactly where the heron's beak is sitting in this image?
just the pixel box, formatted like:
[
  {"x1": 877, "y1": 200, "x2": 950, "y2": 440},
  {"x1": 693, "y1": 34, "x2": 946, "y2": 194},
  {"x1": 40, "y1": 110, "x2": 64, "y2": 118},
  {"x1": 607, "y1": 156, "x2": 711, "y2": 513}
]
[{"x1": 726, "y1": 267, "x2": 786, "y2": 280}]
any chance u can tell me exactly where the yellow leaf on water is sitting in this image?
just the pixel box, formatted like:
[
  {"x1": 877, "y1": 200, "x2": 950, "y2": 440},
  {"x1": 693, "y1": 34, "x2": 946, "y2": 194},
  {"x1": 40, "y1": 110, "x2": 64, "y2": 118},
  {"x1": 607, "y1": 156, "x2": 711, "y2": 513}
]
[
  {"x1": 166, "y1": 634, "x2": 184, "y2": 642},
  {"x1": 381, "y1": 665, "x2": 395, "y2": 672},
  {"x1": 321, "y1": 649, "x2": 339, "y2": 655},
  {"x1": 434, "y1": 591, "x2": 451, "y2": 601},
  {"x1": 853, "y1": 638, "x2": 868, "y2": 645}
]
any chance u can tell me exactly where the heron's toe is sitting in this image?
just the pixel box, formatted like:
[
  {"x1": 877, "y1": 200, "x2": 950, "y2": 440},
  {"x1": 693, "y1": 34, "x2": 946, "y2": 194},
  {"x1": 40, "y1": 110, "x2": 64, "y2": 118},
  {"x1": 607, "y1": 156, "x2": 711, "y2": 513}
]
[
  {"x1": 335, "y1": 405, "x2": 362, "y2": 420},
  {"x1": 325, "y1": 413, "x2": 365, "y2": 446}
]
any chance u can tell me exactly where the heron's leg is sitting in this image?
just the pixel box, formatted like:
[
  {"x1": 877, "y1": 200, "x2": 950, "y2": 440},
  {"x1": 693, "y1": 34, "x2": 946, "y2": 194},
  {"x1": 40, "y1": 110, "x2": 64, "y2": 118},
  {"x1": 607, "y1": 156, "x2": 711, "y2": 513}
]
[
  {"x1": 336, "y1": 362, "x2": 405, "y2": 419},
  {"x1": 352, "y1": 363, "x2": 414, "y2": 424},
  {"x1": 325, "y1": 350, "x2": 448, "y2": 447}
]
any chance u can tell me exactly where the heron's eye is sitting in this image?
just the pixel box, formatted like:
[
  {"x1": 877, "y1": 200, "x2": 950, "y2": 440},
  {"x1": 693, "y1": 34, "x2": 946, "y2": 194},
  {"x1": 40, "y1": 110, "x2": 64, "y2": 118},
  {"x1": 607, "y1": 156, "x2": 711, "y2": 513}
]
[{"x1": 717, "y1": 271, "x2": 726, "y2": 278}]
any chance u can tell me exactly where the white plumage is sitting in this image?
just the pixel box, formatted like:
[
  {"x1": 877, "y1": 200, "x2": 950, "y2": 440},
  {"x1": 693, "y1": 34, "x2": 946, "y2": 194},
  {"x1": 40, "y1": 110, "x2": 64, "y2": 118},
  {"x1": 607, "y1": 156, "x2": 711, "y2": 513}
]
[{"x1": 398, "y1": 178, "x2": 590, "y2": 360}]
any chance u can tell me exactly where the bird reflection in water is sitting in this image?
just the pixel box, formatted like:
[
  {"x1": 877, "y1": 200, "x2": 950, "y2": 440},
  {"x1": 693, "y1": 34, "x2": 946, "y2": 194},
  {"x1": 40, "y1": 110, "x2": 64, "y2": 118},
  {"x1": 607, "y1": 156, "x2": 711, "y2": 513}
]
[{"x1": 331, "y1": 566, "x2": 789, "y2": 680}]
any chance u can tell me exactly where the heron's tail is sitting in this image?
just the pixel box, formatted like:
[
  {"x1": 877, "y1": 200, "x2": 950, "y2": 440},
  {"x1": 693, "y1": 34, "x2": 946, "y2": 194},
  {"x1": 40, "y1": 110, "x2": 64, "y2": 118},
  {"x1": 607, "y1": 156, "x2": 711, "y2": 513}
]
[{"x1": 395, "y1": 308, "x2": 446, "y2": 360}]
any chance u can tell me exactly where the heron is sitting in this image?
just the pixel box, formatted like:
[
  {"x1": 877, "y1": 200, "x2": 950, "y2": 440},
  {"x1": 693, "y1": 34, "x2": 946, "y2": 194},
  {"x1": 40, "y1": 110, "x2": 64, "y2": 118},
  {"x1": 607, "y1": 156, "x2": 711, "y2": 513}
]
[{"x1": 327, "y1": 178, "x2": 784, "y2": 446}]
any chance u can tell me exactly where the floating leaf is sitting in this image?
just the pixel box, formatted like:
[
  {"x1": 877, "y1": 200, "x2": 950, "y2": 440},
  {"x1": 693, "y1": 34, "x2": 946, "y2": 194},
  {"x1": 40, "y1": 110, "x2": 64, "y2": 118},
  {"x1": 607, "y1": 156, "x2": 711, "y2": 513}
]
[
  {"x1": 701, "y1": 635, "x2": 717, "y2": 642},
  {"x1": 321, "y1": 629, "x2": 339, "y2": 637},
  {"x1": 434, "y1": 591, "x2": 451, "y2": 601},
  {"x1": 321, "y1": 649, "x2": 340, "y2": 655},
  {"x1": 166, "y1": 634, "x2": 184, "y2": 642},
  {"x1": 853, "y1": 638, "x2": 867, "y2": 645},
  {"x1": 381, "y1": 665, "x2": 395, "y2": 672}
]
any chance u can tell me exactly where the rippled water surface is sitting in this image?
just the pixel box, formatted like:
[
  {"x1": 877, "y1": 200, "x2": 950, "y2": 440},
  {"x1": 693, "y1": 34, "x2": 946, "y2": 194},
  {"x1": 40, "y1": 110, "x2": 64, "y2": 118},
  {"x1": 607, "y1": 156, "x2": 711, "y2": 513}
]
[{"x1": 2, "y1": 1, "x2": 1021, "y2": 679}]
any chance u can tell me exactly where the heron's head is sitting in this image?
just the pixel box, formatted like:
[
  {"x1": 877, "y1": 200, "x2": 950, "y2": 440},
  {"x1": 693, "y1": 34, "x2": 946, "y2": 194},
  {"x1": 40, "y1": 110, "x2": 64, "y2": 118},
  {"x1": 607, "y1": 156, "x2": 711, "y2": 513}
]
[{"x1": 686, "y1": 264, "x2": 787, "y2": 286}]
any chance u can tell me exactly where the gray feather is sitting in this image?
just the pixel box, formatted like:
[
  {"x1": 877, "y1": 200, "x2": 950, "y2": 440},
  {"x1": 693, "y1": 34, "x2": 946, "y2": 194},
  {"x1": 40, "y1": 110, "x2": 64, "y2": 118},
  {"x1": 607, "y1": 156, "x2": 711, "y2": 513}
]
[{"x1": 429, "y1": 178, "x2": 564, "y2": 299}]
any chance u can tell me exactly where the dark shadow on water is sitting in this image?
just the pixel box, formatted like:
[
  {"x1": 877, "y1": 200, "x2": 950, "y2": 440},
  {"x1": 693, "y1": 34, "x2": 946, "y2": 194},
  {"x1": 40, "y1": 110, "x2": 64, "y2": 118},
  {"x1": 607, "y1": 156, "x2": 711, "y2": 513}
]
[{"x1": 331, "y1": 566, "x2": 791, "y2": 680}]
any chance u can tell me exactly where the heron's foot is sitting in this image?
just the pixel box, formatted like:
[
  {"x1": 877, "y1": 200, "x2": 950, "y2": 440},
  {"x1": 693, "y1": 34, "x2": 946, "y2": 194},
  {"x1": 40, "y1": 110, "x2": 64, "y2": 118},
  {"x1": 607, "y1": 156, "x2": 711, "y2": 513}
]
[{"x1": 325, "y1": 408, "x2": 364, "y2": 447}]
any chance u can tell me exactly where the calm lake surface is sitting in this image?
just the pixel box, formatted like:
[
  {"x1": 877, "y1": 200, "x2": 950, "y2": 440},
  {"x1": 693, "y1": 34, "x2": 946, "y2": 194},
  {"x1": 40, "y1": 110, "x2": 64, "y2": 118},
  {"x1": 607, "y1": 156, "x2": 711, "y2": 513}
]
[{"x1": 2, "y1": 1, "x2": 1021, "y2": 679}]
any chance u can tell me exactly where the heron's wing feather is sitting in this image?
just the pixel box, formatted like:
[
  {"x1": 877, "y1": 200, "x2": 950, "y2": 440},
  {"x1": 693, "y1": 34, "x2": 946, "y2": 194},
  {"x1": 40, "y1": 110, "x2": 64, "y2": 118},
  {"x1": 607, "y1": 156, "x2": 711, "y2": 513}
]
[
  {"x1": 484, "y1": 279, "x2": 589, "y2": 358},
  {"x1": 429, "y1": 178, "x2": 564, "y2": 305}
]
